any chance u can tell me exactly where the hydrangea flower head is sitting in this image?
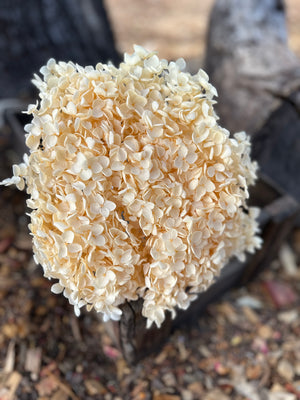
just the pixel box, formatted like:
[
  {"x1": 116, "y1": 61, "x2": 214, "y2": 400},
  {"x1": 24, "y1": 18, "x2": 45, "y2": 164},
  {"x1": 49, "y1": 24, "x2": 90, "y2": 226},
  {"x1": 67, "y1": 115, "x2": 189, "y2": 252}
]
[{"x1": 1, "y1": 45, "x2": 261, "y2": 328}]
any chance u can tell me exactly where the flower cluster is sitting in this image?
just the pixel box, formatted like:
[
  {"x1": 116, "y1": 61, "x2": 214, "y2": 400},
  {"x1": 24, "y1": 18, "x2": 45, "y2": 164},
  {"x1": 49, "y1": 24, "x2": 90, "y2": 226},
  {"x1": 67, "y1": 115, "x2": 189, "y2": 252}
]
[{"x1": 1, "y1": 45, "x2": 261, "y2": 328}]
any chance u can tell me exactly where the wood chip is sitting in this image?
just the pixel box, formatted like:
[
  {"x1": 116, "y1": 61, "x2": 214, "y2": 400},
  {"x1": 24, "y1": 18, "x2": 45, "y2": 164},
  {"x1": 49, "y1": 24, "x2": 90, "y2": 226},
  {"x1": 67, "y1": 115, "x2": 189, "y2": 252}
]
[
  {"x1": 187, "y1": 381, "x2": 204, "y2": 395},
  {"x1": 84, "y1": 379, "x2": 106, "y2": 396},
  {"x1": 51, "y1": 389, "x2": 69, "y2": 400},
  {"x1": 0, "y1": 371, "x2": 22, "y2": 400},
  {"x1": 268, "y1": 392, "x2": 296, "y2": 400},
  {"x1": 153, "y1": 394, "x2": 181, "y2": 400},
  {"x1": 258, "y1": 325, "x2": 273, "y2": 339},
  {"x1": 162, "y1": 372, "x2": 177, "y2": 387},
  {"x1": 246, "y1": 364, "x2": 263, "y2": 380},
  {"x1": 242, "y1": 306, "x2": 260, "y2": 324},
  {"x1": 278, "y1": 310, "x2": 299, "y2": 324},
  {"x1": 2, "y1": 323, "x2": 18, "y2": 339},
  {"x1": 70, "y1": 314, "x2": 82, "y2": 342},
  {"x1": 25, "y1": 347, "x2": 42, "y2": 377},
  {"x1": 279, "y1": 243, "x2": 298, "y2": 277},
  {"x1": 103, "y1": 344, "x2": 121, "y2": 360},
  {"x1": 277, "y1": 359, "x2": 295, "y2": 382},
  {"x1": 216, "y1": 302, "x2": 238, "y2": 324},
  {"x1": 236, "y1": 295, "x2": 262, "y2": 309},
  {"x1": 0, "y1": 238, "x2": 13, "y2": 253},
  {"x1": 35, "y1": 375, "x2": 59, "y2": 397},
  {"x1": 3, "y1": 341, "x2": 15, "y2": 373},
  {"x1": 263, "y1": 280, "x2": 298, "y2": 308},
  {"x1": 203, "y1": 389, "x2": 230, "y2": 400}
]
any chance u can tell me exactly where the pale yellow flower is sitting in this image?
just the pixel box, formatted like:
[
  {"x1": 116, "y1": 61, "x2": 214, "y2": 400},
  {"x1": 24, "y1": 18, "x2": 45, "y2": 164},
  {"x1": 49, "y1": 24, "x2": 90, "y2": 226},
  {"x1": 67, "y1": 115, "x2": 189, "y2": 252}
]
[{"x1": 1, "y1": 45, "x2": 261, "y2": 328}]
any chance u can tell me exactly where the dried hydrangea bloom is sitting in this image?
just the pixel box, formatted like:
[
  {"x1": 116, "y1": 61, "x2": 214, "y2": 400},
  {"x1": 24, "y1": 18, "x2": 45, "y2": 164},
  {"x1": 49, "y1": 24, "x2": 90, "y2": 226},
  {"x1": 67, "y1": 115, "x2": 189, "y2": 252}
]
[{"x1": 1, "y1": 45, "x2": 262, "y2": 328}]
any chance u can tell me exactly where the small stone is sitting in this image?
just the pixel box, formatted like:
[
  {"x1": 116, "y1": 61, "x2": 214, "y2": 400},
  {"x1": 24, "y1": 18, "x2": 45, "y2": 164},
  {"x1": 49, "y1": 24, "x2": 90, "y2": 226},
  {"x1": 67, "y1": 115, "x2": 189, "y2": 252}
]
[
  {"x1": 278, "y1": 310, "x2": 299, "y2": 324},
  {"x1": 236, "y1": 295, "x2": 262, "y2": 309},
  {"x1": 162, "y1": 373, "x2": 177, "y2": 387},
  {"x1": 277, "y1": 359, "x2": 295, "y2": 382},
  {"x1": 271, "y1": 383, "x2": 286, "y2": 392}
]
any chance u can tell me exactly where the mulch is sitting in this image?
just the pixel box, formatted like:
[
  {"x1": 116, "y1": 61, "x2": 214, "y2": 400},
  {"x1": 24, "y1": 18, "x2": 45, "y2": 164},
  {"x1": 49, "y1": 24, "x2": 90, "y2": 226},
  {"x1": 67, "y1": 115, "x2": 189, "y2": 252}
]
[{"x1": 0, "y1": 125, "x2": 300, "y2": 400}]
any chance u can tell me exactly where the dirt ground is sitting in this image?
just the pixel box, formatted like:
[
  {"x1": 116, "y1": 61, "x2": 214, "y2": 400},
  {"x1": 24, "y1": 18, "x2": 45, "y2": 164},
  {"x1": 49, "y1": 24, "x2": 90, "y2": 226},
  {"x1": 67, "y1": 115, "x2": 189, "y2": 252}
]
[{"x1": 0, "y1": 1, "x2": 300, "y2": 399}]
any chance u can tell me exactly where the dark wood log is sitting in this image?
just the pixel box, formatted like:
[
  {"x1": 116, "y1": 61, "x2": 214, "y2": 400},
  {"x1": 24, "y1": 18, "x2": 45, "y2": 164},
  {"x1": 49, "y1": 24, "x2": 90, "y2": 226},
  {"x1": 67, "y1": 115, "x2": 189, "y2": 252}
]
[
  {"x1": 0, "y1": 0, "x2": 121, "y2": 99},
  {"x1": 205, "y1": 0, "x2": 300, "y2": 202},
  {"x1": 251, "y1": 94, "x2": 300, "y2": 201},
  {"x1": 205, "y1": 0, "x2": 300, "y2": 135}
]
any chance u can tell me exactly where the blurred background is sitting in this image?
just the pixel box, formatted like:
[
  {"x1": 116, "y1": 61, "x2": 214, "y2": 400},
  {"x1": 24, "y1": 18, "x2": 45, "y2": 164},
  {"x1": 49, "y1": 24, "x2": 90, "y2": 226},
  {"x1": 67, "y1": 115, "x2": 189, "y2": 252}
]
[
  {"x1": 105, "y1": 0, "x2": 300, "y2": 63},
  {"x1": 0, "y1": 1, "x2": 300, "y2": 399}
]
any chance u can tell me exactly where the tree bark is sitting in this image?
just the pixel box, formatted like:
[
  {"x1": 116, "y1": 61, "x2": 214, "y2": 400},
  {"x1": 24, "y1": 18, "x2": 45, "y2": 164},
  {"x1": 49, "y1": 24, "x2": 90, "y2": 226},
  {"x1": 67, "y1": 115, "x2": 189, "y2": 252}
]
[
  {"x1": 205, "y1": 0, "x2": 300, "y2": 135},
  {"x1": 205, "y1": 0, "x2": 300, "y2": 202},
  {"x1": 0, "y1": 0, "x2": 120, "y2": 99}
]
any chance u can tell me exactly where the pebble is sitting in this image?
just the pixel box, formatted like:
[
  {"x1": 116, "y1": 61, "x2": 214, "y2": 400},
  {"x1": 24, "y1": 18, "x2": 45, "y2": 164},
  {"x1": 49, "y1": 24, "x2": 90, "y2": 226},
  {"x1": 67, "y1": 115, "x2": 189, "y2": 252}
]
[
  {"x1": 162, "y1": 372, "x2": 177, "y2": 387},
  {"x1": 277, "y1": 359, "x2": 295, "y2": 382},
  {"x1": 236, "y1": 295, "x2": 262, "y2": 309},
  {"x1": 278, "y1": 310, "x2": 299, "y2": 324}
]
